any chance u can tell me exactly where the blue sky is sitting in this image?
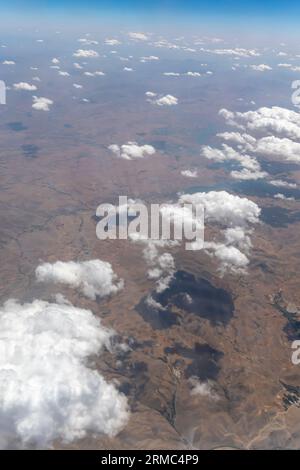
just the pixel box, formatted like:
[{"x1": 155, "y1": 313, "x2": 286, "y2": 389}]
[
  {"x1": 3, "y1": 0, "x2": 300, "y2": 18},
  {"x1": 1, "y1": 1, "x2": 299, "y2": 35}
]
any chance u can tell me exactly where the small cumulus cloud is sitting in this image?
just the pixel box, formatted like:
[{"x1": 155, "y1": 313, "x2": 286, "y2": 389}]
[
  {"x1": 140, "y1": 56, "x2": 159, "y2": 62},
  {"x1": 274, "y1": 193, "x2": 295, "y2": 201},
  {"x1": 78, "y1": 38, "x2": 98, "y2": 45},
  {"x1": 73, "y1": 62, "x2": 83, "y2": 69},
  {"x1": 128, "y1": 32, "x2": 149, "y2": 41},
  {"x1": 189, "y1": 378, "x2": 219, "y2": 400},
  {"x1": 181, "y1": 170, "x2": 198, "y2": 178},
  {"x1": 73, "y1": 49, "x2": 99, "y2": 58},
  {"x1": 84, "y1": 71, "x2": 105, "y2": 77},
  {"x1": 146, "y1": 93, "x2": 178, "y2": 106},
  {"x1": 250, "y1": 64, "x2": 272, "y2": 72},
  {"x1": 36, "y1": 259, "x2": 124, "y2": 300},
  {"x1": 32, "y1": 96, "x2": 53, "y2": 111},
  {"x1": 105, "y1": 39, "x2": 121, "y2": 46},
  {"x1": 13, "y1": 82, "x2": 37, "y2": 91},
  {"x1": 108, "y1": 142, "x2": 156, "y2": 160}
]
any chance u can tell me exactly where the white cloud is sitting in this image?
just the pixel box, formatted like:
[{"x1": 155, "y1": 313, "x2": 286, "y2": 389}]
[
  {"x1": 129, "y1": 237, "x2": 177, "y2": 292},
  {"x1": 2, "y1": 60, "x2": 15, "y2": 65},
  {"x1": 78, "y1": 38, "x2": 98, "y2": 45},
  {"x1": 36, "y1": 259, "x2": 124, "y2": 300},
  {"x1": 13, "y1": 82, "x2": 37, "y2": 91},
  {"x1": 128, "y1": 32, "x2": 148, "y2": 41},
  {"x1": 250, "y1": 64, "x2": 272, "y2": 72},
  {"x1": 145, "y1": 295, "x2": 166, "y2": 311},
  {"x1": 189, "y1": 378, "x2": 219, "y2": 400},
  {"x1": 202, "y1": 144, "x2": 267, "y2": 180},
  {"x1": 123, "y1": 67, "x2": 133, "y2": 72},
  {"x1": 140, "y1": 56, "x2": 159, "y2": 62},
  {"x1": 51, "y1": 58, "x2": 60, "y2": 64},
  {"x1": 32, "y1": 96, "x2": 53, "y2": 112},
  {"x1": 149, "y1": 94, "x2": 178, "y2": 106},
  {"x1": 215, "y1": 107, "x2": 300, "y2": 174},
  {"x1": 230, "y1": 168, "x2": 267, "y2": 180},
  {"x1": 270, "y1": 179, "x2": 297, "y2": 188},
  {"x1": 129, "y1": 190, "x2": 260, "y2": 276},
  {"x1": 217, "y1": 131, "x2": 256, "y2": 147},
  {"x1": 163, "y1": 72, "x2": 180, "y2": 77},
  {"x1": 181, "y1": 169, "x2": 198, "y2": 178},
  {"x1": 159, "y1": 204, "x2": 204, "y2": 251},
  {"x1": 58, "y1": 71, "x2": 70, "y2": 77},
  {"x1": 0, "y1": 298, "x2": 128, "y2": 448},
  {"x1": 219, "y1": 106, "x2": 300, "y2": 140},
  {"x1": 179, "y1": 191, "x2": 260, "y2": 274},
  {"x1": 201, "y1": 47, "x2": 260, "y2": 57},
  {"x1": 148, "y1": 251, "x2": 175, "y2": 293},
  {"x1": 205, "y1": 242, "x2": 250, "y2": 273},
  {"x1": 145, "y1": 91, "x2": 157, "y2": 97},
  {"x1": 84, "y1": 71, "x2": 105, "y2": 77},
  {"x1": 108, "y1": 142, "x2": 155, "y2": 160},
  {"x1": 73, "y1": 49, "x2": 99, "y2": 58},
  {"x1": 224, "y1": 227, "x2": 252, "y2": 251},
  {"x1": 105, "y1": 39, "x2": 121, "y2": 46},
  {"x1": 185, "y1": 71, "x2": 202, "y2": 77},
  {"x1": 250, "y1": 136, "x2": 300, "y2": 163},
  {"x1": 179, "y1": 190, "x2": 260, "y2": 227},
  {"x1": 274, "y1": 193, "x2": 295, "y2": 201},
  {"x1": 153, "y1": 39, "x2": 180, "y2": 50},
  {"x1": 73, "y1": 83, "x2": 82, "y2": 89}
]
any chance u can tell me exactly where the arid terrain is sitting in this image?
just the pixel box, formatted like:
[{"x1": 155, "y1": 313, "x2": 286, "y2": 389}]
[{"x1": 1, "y1": 26, "x2": 300, "y2": 449}]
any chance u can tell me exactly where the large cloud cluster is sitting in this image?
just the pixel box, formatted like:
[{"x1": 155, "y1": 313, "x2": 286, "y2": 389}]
[
  {"x1": 202, "y1": 106, "x2": 300, "y2": 182},
  {"x1": 202, "y1": 143, "x2": 267, "y2": 180},
  {"x1": 179, "y1": 191, "x2": 261, "y2": 274},
  {"x1": 108, "y1": 142, "x2": 155, "y2": 160},
  {"x1": 0, "y1": 299, "x2": 128, "y2": 448},
  {"x1": 219, "y1": 106, "x2": 300, "y2": 165},
  {"x1": 179, "y1": 191, "x2": 260, "y2": 226},
  {"x1": 219, "y1": 106, "x2": 300, "y2": 139},
  {"x1": 36, "y1": 259, "x2": 124, "y2": 300},
  {"x1": 129, "y1": 191, "x2": 259, "y2": 276}
]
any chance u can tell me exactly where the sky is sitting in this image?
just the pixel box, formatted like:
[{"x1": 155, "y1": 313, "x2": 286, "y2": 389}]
[
  {"x1": 0, "y1": 1, "x2": 298, "y2": 39},
  {"x1": 3, "y1": 0, "x2": 300, "y2": 21}
]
